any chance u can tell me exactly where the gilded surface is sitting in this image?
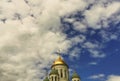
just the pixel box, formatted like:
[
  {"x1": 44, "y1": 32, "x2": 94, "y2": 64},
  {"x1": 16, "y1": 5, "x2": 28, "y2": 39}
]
[{"x1": 52, "y1": 56, "x2": 66, "y2": 66}]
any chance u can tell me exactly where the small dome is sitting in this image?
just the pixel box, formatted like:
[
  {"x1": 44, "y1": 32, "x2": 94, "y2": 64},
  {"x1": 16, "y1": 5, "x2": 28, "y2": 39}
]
[
  {"x1": 43, "y1": 77, "x2": 49, "y2": 81},
  {"x1": 49, "y1": 69, "x2": 58, "y2": 75},
  {"x1": 51, "y1": 56, "x2": 68, "y2": 68},
  {"x1": 72, "y1": 72, "x2": 80, "y2": 79}
]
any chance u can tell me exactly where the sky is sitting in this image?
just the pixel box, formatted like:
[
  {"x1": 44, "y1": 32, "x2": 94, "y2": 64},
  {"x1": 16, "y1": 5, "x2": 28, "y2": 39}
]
[{"x1": 0, "y1": 0, "x2": 120, "y2": 81}]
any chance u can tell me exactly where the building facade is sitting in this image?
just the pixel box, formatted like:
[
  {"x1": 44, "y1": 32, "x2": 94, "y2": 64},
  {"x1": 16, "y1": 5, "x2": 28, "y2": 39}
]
[{"x1": 43, "y1": 56, "x2": 81, "y2": 81}]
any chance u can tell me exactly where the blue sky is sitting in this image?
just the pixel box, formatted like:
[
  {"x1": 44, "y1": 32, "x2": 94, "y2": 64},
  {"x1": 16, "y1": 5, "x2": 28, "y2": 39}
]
[
  {"x1": 0, "y1": 0, "x2": 120, "y2": 81},
  {"x1": 61, "y1": 16, "x2": 120, "y2": 81}
]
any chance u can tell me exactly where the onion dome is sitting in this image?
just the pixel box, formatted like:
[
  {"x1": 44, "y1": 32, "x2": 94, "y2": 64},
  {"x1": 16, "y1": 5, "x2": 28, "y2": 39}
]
[
  {"x1": 51, "y1": 56, "x2": 68, "y2": 68},
  {"x1": 43, "y1": 77, "x2": 49, "y2": 81},
  {"x1": 49, "y1": 69, "x2": 58, "y2": 75},
  {"x1": 72, "y1": 72, "x2": 80, "y2": 79}
]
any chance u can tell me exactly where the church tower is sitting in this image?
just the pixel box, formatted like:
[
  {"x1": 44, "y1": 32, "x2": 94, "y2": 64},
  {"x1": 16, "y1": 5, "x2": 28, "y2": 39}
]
[
  {"x1": 51, "y1": 56, "x2": 69, "y2": 81},
  {"x1": 43, "y1": 56, "x2": 81, "y2": 81},
  {"x1": 72, "y1": 72, "x2": 81, "y2": 81},
  {"x1": 49, "y1": 69, "x2": 59, "y2": 81}
]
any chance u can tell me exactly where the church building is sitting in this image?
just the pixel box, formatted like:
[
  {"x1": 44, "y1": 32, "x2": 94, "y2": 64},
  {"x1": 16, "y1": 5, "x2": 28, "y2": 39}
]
[{"x1": 43, "y1": 56, "x2": 81, "y2": 81}]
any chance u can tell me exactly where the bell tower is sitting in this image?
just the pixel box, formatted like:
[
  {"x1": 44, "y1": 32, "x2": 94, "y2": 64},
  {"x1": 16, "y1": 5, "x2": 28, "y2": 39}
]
[{"x1": 51, "y1": 56, "x2": 69, "y2": 81}]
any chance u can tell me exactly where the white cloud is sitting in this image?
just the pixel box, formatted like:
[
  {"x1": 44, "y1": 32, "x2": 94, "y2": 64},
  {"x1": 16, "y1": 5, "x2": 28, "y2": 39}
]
[
  {"x1": 89, "y1": 49, "x2": 106, "y2": 58},
  {"x1": 84, "y1": 1, "x2": 120, "y2": 28},
  {"x1": 83, "y1": 42, "x2": 99, "y2": 49},
  {"x1": 82, "y1": 42, "x2": 106, "y2": 58},
  {"x1": 88, "y1": 74, "x2": 105, "y2": 79},
  {"x1": 89, "y1": 62, "x2": 97, "y2": 65},
  {"x1": 106, "y1": 75, "x2": 120, "y2": 81},
  {"x1": 69, "y1": 47, "x2": 81, "y2": 59},
  {"x1": 0, "y1": 0, "x2": 120, "y2": 81},
  {"x1": 0, "y1": 0, "x2": 88, "y2": 81},
  {"x1": 73, "y1": 21, "x2": 87, "y2": 32},
  {"x1": 89, "y1": 74, "x2": 120, "y2": 81},
  {"x1": 70, "y1": 35, "x2": 86, "y2": 45}
]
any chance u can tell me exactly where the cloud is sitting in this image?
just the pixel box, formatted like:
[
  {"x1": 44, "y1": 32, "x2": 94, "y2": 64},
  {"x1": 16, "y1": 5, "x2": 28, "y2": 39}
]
[
  {"x1": 62, "y1": 0, "x2": 120, "y2": 57},
  {"x1": 0, "y1": 0, "x2": 120, "y2": 81},
  {"x1": 106, "y1": 75, "x2": 120, "y2": 81},
  {"x1": 0, "y1": 0, "x2": 89, "y2": 81},
  {"x1": 88, "y1": 74, "x2": 120, "y2": 81},
  {"x1": 84, "y1": 1, "x2": 120, "y2": 28},
  {"x1": 82, "y1": 42, "x2": 106, "y2": 58},
  {"x1": 88, "y1": 74, "x2": 105, "y2": 80},
  {"x1": 88, "y1": 62, "x2": 97, "y2": 65},
  {"x1": 69, "y1": 47, "x2": 81, "y2": 59}
]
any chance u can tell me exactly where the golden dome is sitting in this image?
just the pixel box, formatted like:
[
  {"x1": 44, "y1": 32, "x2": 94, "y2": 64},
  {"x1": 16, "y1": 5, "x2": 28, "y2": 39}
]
[{"x1": 51, "y1": 56, "x2": 68, "y2": 68}]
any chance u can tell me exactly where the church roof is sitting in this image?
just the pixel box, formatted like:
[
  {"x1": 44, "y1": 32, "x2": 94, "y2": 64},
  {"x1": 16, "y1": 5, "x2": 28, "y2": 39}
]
[
  {"x1": 51, "y1": 56, "x2": 68, "y2": 68},
  {"x1": 49, "y1": 69, "x2": 58, "y2": 75},
  {"x1": 72, "y1": 72, "x2": 80, "y2": 79}
]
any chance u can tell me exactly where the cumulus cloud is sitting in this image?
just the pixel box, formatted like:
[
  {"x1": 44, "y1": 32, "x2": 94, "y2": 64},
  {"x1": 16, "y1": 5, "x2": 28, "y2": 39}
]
[
  {"x1": 0, "y1": 0, "x2": 120, "y2": 81},
  {"x1": 0, "y1": 0, "x2": 89, "y2": 81}
]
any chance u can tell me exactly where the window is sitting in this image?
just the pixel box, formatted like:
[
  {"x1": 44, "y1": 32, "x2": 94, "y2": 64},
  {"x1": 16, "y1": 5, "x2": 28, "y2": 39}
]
[
  {"x1": 55, "y1": 76, "x2": 57, "y2": 81},
  {"x1": 51, "y1": 76, "x2": 53, "y2": 81},
  {"x1": 60, "y1": 69, "x2": 63, "y2": 78},
  {"x1": 64, "y1": 70, "x2": 66, "y2": 78}
]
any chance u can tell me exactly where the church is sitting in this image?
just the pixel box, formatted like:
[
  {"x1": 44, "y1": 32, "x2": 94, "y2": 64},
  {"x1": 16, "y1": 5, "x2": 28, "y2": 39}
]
[{"x1": 43, "y1": 56, "x2": 81, "y2": 81}]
